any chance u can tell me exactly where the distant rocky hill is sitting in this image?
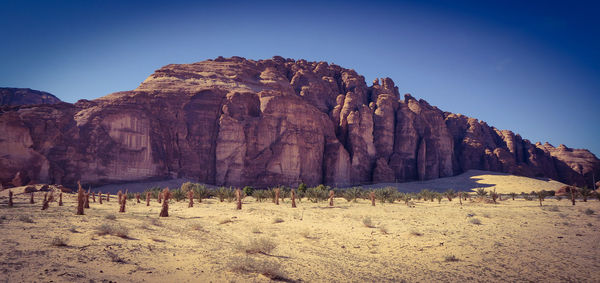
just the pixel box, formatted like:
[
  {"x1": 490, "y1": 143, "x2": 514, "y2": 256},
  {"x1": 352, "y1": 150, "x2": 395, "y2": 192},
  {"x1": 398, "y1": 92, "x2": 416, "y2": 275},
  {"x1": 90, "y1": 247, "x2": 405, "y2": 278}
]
[
  {"x1": 0, "y1": 88, "x2": 61, "y2": 106},
  {"x1": 0, "y1": 56, "x2": 598, "y2": 189}
]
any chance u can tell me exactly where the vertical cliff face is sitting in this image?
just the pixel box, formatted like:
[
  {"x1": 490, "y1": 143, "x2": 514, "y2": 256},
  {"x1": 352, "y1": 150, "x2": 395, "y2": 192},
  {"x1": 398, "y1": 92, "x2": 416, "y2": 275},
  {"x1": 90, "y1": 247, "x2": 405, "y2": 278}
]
[{"x1": 0, "y1": 56, "x2": 598, "y2": 188}]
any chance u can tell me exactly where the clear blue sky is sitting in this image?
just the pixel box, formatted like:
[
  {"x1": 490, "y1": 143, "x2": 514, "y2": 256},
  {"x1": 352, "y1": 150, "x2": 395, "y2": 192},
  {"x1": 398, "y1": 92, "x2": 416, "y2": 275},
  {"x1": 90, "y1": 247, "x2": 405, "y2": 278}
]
[{"x1": 1, "y1": 0, "x2": 599, "y2": 156}]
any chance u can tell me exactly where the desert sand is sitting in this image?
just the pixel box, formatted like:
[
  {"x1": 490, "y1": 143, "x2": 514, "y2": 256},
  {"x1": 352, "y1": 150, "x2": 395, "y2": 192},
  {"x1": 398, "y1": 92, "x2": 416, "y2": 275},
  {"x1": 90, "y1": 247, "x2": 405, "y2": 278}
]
[
  {"x1": 365, "y1": 170, "x2": 568, "y2": 194},
  {"x1": 1, "y1": 175, "x2": 599, "y2": 282}
]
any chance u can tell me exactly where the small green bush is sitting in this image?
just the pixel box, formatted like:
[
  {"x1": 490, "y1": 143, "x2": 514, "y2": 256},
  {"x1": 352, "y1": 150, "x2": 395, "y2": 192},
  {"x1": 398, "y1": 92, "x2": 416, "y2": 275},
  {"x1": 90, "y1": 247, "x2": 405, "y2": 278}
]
[
  {"x1": 242, "y1": 186, "x2": 254, "y2": 197},
  {"x1": 306, "y1": 185, "x2": 329, "y2": 203},
  {"x1": 252, "y1": 190, "x2": 268, "y2": 202},
  {"x1": 343, "y1": 187, "x2": 363, "y2": 202},
  {"x1": 374, "y1": 187, "x2": 398, "y2": 203}
]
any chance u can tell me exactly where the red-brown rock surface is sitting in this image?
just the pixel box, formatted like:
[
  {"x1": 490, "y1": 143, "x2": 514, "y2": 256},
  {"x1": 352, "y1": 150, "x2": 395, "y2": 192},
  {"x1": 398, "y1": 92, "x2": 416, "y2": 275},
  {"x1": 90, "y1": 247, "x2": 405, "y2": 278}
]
[
  {"x1": 0, "y1": 88, "x2": 61, "y2": 106},
  {"x1": 1, "y1": 56, "x2": 598, "y2": 188}
]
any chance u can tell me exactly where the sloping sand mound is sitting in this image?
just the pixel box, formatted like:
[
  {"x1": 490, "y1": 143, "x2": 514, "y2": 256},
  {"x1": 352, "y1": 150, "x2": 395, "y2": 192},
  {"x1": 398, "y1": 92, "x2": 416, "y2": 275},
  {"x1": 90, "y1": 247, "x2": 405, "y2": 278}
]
[{"x1": 365, "y1": 170, "x2": 567, "y2": 194}]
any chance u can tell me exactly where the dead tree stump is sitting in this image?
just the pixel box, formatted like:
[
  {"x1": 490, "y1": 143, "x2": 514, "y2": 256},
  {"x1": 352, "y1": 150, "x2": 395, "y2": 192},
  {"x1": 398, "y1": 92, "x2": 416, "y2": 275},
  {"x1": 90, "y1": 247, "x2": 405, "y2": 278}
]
[
  {"x1": 76, "y1": 182, "x2": 84, "y2": 215},
  {"x1": 236, "y1": 188, "x2": 242, "y2": 210},
  {"x1": 84, "y1": 192, "x2": 90, "y2": 209},
  {"x1": 159, "y1": 188, "x2": 171, "y2": 217},
  {"x1": 188, "y1": 190, "x2": 194, "y2": 208},
  {"x1": 41, "y1": 193, "x2": 49, "y2": 210},
  {"x1": 119, "y1": 193, "x2": 126, "y2": 213}
]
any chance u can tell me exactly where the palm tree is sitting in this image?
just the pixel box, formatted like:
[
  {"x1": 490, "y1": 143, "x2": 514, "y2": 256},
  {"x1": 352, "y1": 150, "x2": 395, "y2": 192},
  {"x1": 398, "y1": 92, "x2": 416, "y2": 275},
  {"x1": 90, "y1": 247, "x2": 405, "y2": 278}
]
[
  {"x1": 475, "y1": 188, "x2": 488, "y2": 197},
  {"x1": 444, "y1": 189, "x2": 456, "y2": 201}
]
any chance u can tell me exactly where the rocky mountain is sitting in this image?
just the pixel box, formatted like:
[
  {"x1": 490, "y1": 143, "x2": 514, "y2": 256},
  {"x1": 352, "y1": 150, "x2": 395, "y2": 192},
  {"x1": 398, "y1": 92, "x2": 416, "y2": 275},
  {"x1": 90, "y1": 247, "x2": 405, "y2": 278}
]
[
  {"x1": 1, "y1": 56, "x2": 598, "y2": 189},
  {"x1": 0, "y1": 88, "x2": 61, "y2": 106}
]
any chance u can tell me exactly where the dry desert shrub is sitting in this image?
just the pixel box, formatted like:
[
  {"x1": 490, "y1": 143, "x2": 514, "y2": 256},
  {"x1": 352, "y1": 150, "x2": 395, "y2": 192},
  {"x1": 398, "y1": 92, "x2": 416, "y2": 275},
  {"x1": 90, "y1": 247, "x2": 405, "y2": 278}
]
[
  {"x1": 543, "y1": 205, "x2": 560, "y2": 212},
  {"x1": 107, "y1": 251, "x2": 126, "y2": 263},
  {"x1": 444, "y1": 254, "x2": 460, "y2": 262},
  {"x1": 237, "y1": 237, "x2": 277, "y2": 254},
  {"x1": 584, "y1": 208, "x2": 595, "y2": 215},
  {"x1": 362, "y1": 216, "x2": 375, "y2": 228},
  {"x1": 190, "y1": 222, "x2": 205, "y2": 232},
  {"x1": 379, "y1": 225, "x2": 389, "y2": 234},
  {"x1": 105, "y1": 214, "x2": 117, "y2": 220},
  {"x1": 219, "y1": 218, "x2": 233, "y2": 225},
  {"x1": 251, "y1": 227, "x2": 262, "y2": 234},
  {"x1": 96, "y1": 223, "x2": 130, "y2": 238},
  {"x1": 272, "y1": 217, "x2": 284, "y2": 224},
  {"x1": 230, "y1": 256, "x2": 291, "y2": 282},
  {"x1": 299, "y1": 229, "x2": 317, "y2": 239},
  {"x1": 469, "y1": 218, "x2": 482, "y2": 225},
  {"x1": 51, "y1": 236, "x2": 69, "y2": 247},
  {"x1": 150, "y1": 218, "x2": 162, "y2": 227},
  {"x1": 18, "y1": 215, "x2": 34, "y2": 223},
  {"x1": 410, "y1": 230, "x2": 423, "y2": 236}
]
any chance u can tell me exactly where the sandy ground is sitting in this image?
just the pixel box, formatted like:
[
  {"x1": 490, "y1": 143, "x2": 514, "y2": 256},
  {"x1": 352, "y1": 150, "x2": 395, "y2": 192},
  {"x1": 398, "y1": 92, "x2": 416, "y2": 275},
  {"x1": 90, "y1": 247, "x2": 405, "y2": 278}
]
[
  {"x1": 365, "y1": 170, "x2": 567, "y2": 193},
  {"x1": 1, "y1": 185, "x2": 599, "y2": 282}
]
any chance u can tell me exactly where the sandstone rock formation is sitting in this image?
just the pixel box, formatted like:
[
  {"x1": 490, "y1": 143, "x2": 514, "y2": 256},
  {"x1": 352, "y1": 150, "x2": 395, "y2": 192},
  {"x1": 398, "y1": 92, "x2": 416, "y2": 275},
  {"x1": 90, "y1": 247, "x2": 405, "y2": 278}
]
[
  {"x1": 0, "y1": 88, "x2": 61, "y2": 106},
  {"x1": 1, "y1": 56, "x2": 598, "y2": 189}
]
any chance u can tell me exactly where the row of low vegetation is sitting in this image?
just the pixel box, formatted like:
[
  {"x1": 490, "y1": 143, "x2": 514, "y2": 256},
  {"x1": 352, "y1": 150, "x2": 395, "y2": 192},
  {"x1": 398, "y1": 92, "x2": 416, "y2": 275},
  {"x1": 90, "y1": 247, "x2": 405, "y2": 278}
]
[
  {"x1": 4, "y1": 182, "x2": 598, "y2": 219},
  {"x1": 139, "y1": 183, "x2": 599, "y2": 206}
]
